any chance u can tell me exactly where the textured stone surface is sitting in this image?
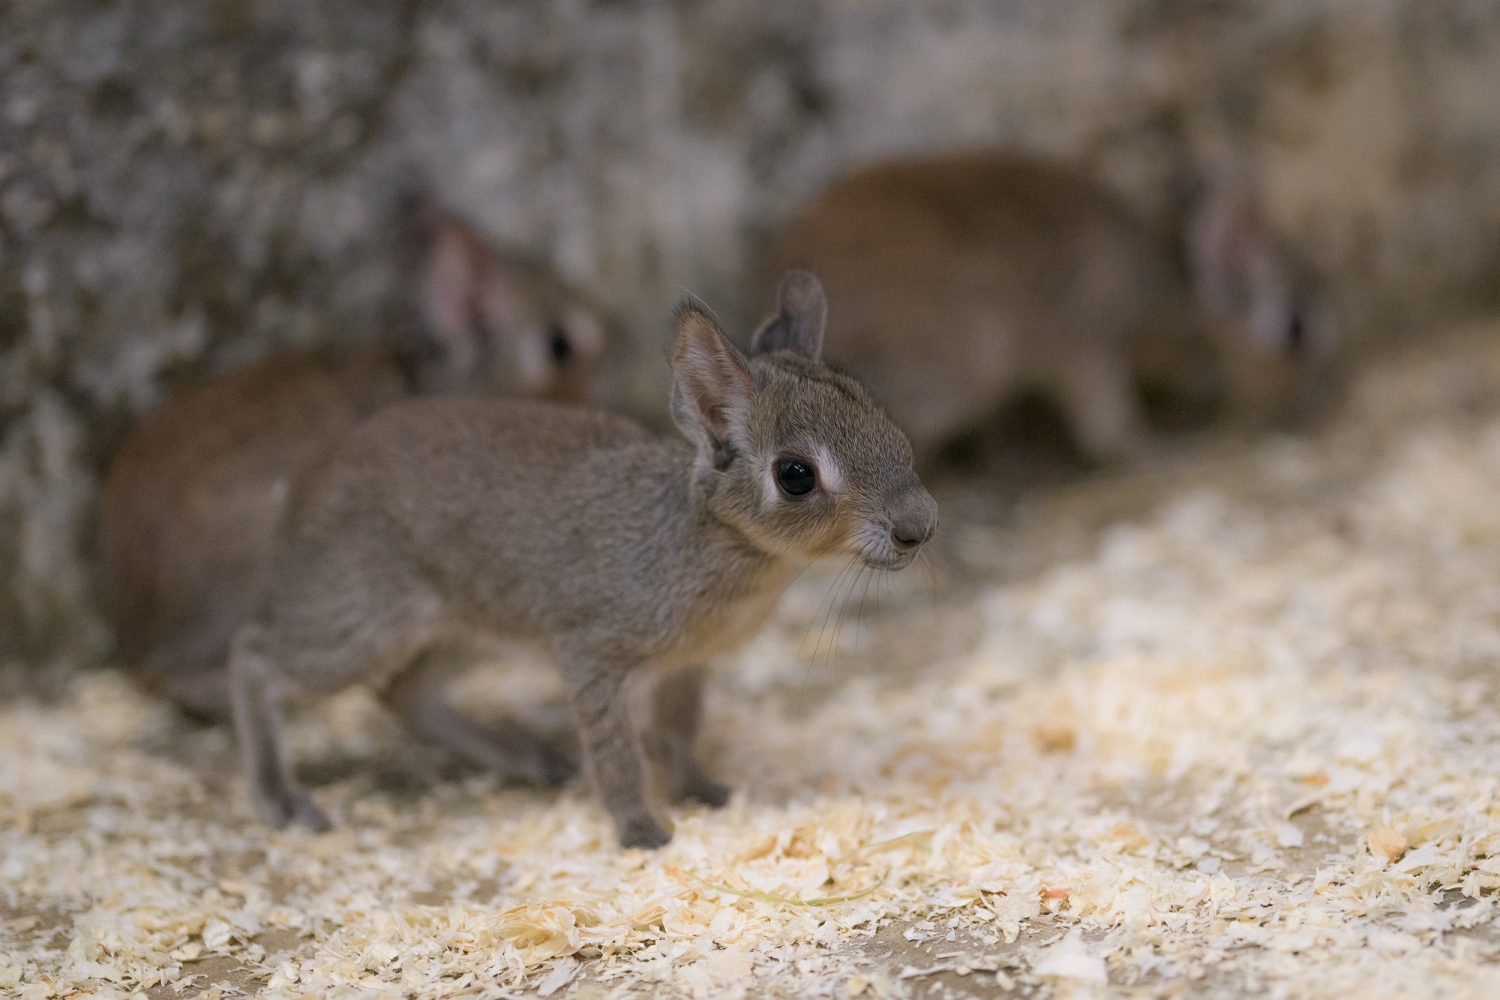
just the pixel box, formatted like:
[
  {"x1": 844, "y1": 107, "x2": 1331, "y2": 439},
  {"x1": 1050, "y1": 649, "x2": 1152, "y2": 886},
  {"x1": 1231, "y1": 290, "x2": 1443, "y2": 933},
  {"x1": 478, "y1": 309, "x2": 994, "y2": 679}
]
[{"x1": 3, "y1": 0, "x2": 1499, "y2": 667}]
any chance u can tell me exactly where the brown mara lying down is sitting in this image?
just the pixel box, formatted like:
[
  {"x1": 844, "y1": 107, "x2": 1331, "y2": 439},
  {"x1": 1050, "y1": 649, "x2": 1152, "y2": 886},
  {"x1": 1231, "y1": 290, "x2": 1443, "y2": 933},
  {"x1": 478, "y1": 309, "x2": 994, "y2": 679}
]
[
  {"x1": 765, "y1": 152, "x2": 1341, "y2": 467},
  {"x1": 100, "y1": 200, "x2": 609, "y2": 720}
]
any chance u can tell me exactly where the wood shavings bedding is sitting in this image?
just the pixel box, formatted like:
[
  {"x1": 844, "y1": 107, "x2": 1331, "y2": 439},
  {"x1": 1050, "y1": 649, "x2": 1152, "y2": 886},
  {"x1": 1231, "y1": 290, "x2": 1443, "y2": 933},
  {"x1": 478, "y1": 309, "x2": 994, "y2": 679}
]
[{"x1": 7, "y1": 324, "x2": 1500, "y2": 998}]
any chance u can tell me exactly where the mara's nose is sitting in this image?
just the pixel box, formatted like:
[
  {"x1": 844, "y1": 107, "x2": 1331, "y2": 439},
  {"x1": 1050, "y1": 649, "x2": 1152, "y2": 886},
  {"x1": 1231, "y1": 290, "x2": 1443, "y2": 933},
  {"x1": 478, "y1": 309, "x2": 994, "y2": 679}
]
[{"x1": 889, "y1": 489, "x2": 939, "y2": 552}]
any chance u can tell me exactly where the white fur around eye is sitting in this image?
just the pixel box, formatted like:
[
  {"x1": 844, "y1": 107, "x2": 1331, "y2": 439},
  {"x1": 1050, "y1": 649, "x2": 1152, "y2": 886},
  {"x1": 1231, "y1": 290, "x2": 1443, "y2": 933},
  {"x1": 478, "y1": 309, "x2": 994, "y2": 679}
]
[
  {"x1": 812, "y1": 445, "x2": 844, "y2": 494},
  {"x1": 762, "y1": 460, "x2": 781, "y2": 507}
]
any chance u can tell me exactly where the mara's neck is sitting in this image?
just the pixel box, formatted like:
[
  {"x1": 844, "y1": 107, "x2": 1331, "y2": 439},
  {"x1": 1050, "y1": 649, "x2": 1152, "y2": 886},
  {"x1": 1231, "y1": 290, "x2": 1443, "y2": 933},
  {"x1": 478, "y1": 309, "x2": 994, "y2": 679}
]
[{"x1": 660, "y1": 445, "x2": 789, "y2": 604}]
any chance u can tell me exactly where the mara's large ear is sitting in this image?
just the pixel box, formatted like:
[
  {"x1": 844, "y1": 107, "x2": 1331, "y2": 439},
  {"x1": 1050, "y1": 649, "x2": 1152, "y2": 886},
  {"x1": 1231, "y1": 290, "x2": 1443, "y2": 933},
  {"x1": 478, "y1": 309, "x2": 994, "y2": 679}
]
[
  {"x1": 1183, "y1": 171, "x2": 1330, "y2": 359},
  {"x1": 405, "y1": 198, "x2": 522, "y2": 379},
  {"x1": 1184, "y1": 173, "x2": 1284, "y2": 322},
  {"x1": 750, "y1": 269, "x2": 826, "y2": 360},
  {"x1": 671, "y1": 303, "x2": 754, "y2": 462}
]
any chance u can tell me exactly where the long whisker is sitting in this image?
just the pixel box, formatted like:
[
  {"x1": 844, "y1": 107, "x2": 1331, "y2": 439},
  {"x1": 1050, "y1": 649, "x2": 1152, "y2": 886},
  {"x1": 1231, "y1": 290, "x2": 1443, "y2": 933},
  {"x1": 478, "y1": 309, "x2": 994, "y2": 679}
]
[
  {"x1": 828, "y1": 563, "x2": 867, "y2": 679},
  {"x1": 854, "y1": 563, "x2": 878, "y2": 660},
  {"x1": 798, "y1": 555, "x2": 859, "y2": 708},
  {"x1": 771, "y1": 556, "x2": 818, "y2": 622},
  {"x1": 826, "y1": 557, "x2": 868, "y2": 680},
  {"x1": 916, "y1": 548, "x2": 940, "y2": 604},
  {"x1": 802, "y1": 555, "x2": 857, "y2": 666},
  {"x1": 853, "y1": 563, "x2": 872, "y2": 656},
  {"x1": 873, "y1": 565, "x2": 894, "y2": 646}
]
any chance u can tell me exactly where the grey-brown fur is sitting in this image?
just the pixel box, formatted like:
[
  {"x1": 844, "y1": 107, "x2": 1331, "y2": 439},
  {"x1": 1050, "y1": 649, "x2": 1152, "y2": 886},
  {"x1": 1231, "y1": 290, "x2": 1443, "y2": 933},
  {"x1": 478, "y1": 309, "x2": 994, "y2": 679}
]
[
  {"x1": 99, "y1": 200, "x2": 607, "y2": 719},
  {"x1": 228, "y1": 271, "x2": 937, "y2": 848},
  {"x1": 764, "y1": 152, "x2": 1340, "y2": 465}
]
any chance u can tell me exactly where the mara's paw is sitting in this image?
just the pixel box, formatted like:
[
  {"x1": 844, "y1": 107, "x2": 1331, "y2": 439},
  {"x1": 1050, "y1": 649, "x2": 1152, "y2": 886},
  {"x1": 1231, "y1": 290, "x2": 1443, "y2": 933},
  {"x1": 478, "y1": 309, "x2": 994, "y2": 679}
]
[
  {"x1": 252, "y1": 785, "x2": 329, "y2": 832},
  {"x1": 683, "y1": 777, "x2": 732, "y2": 809},
  {"x1": 291, "y1": 790, "x2": 332, "y2": 833},
  {"x1": 251, "y1": 789, "x2": 295, "y2": 829},
  {"x1": 616, "y1": 814, "x2": 672, "y2": 850}
]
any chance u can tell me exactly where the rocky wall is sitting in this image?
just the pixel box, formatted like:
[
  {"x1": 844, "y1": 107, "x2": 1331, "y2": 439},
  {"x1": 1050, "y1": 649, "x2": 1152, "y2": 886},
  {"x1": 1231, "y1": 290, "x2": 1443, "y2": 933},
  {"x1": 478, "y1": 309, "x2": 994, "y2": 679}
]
[{"x1": 3, "y1": 0, "x2": 1499, "y2": 668}]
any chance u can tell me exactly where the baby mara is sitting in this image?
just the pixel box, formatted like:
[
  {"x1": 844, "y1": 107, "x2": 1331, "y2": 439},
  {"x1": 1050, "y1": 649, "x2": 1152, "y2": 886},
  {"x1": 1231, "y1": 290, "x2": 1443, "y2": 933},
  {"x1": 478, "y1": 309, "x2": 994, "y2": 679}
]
[{"x1": 230, "y1": 271, "x2": 938, "y2": 848}]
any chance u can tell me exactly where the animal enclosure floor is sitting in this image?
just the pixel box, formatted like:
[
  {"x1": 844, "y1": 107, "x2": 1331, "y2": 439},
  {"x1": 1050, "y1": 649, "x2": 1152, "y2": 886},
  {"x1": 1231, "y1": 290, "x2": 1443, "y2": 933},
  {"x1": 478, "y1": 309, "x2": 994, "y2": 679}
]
[{"x1": 8, "y1": 323, "x2": 1500, "y2": 999}]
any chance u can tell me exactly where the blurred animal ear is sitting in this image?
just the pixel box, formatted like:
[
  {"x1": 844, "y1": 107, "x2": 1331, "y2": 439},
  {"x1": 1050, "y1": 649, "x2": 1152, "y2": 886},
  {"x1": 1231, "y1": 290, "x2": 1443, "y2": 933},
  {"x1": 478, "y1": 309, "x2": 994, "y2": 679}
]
[
  {"x1": 671, "y1": 304, "x2": 754, "y2": 463},
  {"x1": 405, "y1": 199, "x2": 524, "y2": 380},
  {"x1": 750, "y1": 269, "x2": 826, "y2": 360},
  {"x1": 1184, "y1": 174, "x2": 1279, "y2": 321},
  {"x1": 1184, "y1": 171, "x2": 1312, "y2": 356}
]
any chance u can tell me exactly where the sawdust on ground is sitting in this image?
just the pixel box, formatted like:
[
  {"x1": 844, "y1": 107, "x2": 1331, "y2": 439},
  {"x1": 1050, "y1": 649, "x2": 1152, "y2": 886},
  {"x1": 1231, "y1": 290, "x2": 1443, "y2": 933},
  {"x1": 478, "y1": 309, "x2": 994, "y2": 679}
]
[{"x1": 6, "y1": 323, "x2": 1500, "y2": 999}]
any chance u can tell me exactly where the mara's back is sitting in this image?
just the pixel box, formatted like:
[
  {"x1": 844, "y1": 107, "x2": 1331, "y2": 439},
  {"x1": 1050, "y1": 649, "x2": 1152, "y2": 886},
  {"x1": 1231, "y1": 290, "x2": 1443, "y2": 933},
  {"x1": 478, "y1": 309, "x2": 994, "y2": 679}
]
[
  {"x1": 271, "y1": 397, "x2": 673, "y2": 641},
  {"x1": 767, "y1": 154, "x2": 1191, "y2": 456}
]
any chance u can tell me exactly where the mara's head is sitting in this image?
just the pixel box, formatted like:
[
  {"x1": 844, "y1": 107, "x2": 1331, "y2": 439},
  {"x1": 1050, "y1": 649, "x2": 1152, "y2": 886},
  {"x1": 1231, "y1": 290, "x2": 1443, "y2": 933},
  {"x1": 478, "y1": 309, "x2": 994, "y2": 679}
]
[
  {"x1": 670, "y1": 271, "x2": 937, "y2": 570},
  {"x1": 404, "y1": 198, "x2": 607, "y2": 404},
  {"x1": 1184, "y1": 171, "x2": 1342, "y2": 426}
]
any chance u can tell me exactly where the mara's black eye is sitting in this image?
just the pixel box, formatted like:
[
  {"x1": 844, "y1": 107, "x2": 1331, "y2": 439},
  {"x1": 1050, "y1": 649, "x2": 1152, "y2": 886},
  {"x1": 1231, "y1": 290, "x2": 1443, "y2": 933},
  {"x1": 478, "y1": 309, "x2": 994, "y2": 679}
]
[
  {"x1": 549, "y1": 326, "x2": 572, "y2": 364},
  {"x1": 774, "y1": 457, "x2": 817, "y2": 497}
]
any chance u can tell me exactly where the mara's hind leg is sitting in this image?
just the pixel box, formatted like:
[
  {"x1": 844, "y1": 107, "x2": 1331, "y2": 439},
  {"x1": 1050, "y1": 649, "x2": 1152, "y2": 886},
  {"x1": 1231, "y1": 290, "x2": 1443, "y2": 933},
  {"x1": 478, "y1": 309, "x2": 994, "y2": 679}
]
[
  {"x1": 228, "y1": 625, "x2": 329, "y2": 831},
  {"x1": 379, "y1": 643, "x2": 576, "y2": 788},
  {"x1": 646, "y1": 666, "x2": 730, "y2": 807}
]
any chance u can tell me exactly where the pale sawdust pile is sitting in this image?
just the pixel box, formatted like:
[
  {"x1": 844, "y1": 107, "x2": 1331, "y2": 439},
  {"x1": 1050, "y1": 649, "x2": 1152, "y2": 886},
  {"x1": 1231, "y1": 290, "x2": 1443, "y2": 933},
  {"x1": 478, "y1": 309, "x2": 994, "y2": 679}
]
[{"x1": 6, "y1": 326, "x2": 1500, "y2": 998}]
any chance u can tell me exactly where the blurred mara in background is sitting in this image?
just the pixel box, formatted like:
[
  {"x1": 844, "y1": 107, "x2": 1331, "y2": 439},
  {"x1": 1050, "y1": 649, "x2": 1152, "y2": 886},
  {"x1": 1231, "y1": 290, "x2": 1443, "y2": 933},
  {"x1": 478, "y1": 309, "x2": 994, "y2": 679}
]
[
  {"x1": 764, "y1": 152, "x2": 1340, "y2": 468},
  {"x1": 97, "y1": 201, "x2": 609, "y2": 717}
]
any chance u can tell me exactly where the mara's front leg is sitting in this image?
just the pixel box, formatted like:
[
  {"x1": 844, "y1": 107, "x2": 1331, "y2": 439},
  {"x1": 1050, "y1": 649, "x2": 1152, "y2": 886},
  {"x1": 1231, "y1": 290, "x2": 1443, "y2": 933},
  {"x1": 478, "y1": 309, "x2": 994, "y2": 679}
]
[
  {"x1": 563, "y1": 659, "x2": 671, "y2": 848},
  {"x1": 647, "y1": 665, "x2": 731, "y2": 807}
]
